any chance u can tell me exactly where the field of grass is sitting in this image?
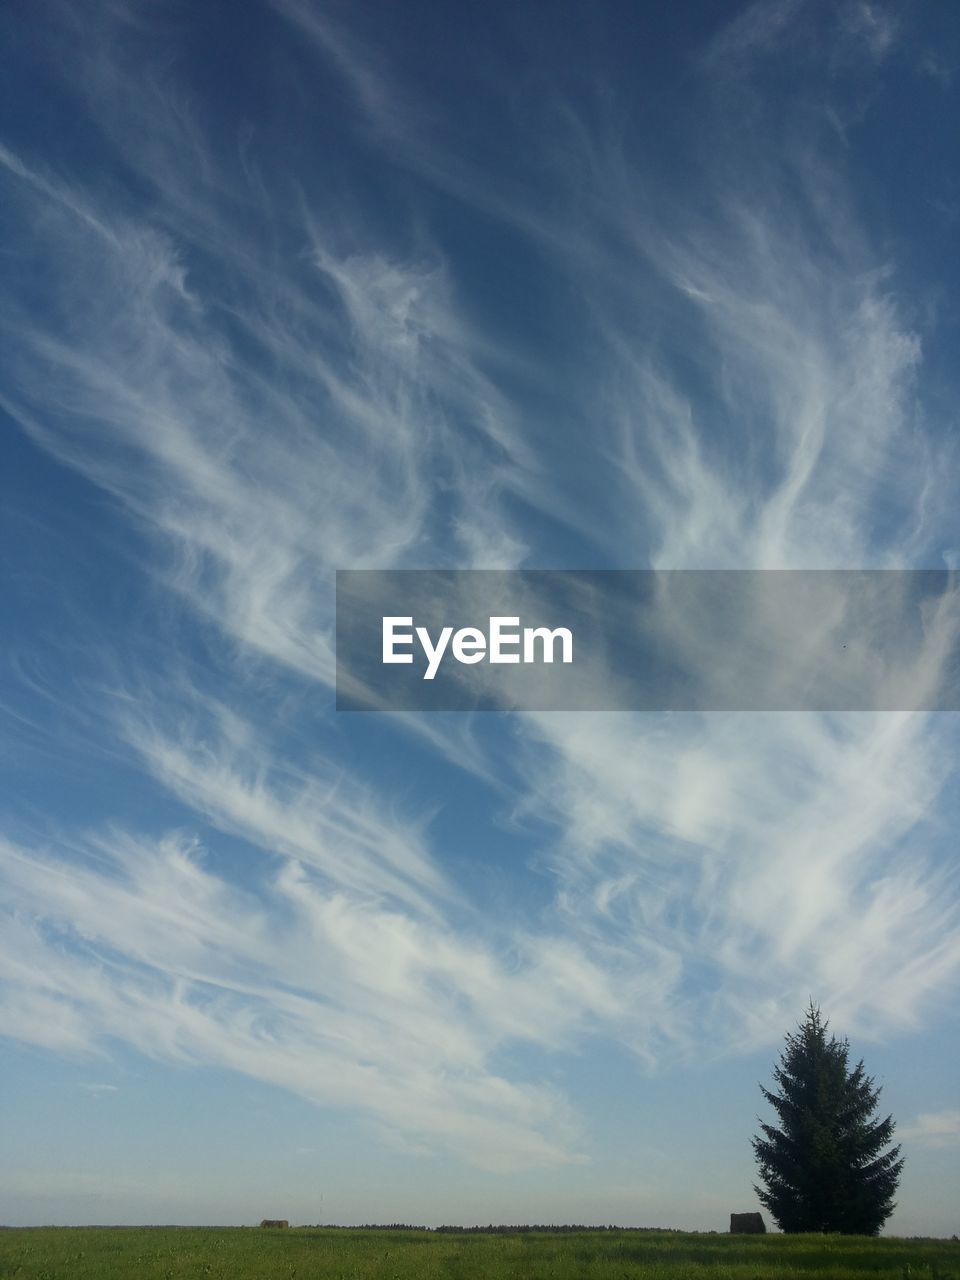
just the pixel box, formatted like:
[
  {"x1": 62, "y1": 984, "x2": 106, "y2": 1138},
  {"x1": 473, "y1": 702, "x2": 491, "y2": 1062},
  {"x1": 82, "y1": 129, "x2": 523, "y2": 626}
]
[{"x1": 1, "y1": 1225, "x2": 957, "y2": 1280}]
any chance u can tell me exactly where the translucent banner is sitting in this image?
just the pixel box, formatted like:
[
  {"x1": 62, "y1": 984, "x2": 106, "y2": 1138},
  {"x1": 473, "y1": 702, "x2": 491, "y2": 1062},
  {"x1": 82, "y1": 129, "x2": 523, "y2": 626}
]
[{"x1": 335, "y1": 570, "x2": 960, "y2": 712}]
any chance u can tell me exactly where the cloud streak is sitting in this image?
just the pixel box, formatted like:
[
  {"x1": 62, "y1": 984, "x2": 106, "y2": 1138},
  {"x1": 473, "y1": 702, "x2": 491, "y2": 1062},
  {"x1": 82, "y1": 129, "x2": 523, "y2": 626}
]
[
  {"x1": 899, "y1": 1109, "x2": 960, "y2": 1149},
  {"x1": 0, "y1": 822, "x2": 611, "y2": 1170}
]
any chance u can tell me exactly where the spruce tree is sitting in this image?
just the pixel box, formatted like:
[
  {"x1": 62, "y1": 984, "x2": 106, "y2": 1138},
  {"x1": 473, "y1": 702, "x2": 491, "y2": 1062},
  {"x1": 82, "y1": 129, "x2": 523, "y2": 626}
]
[{"x1": 752, "y1": 1004, "x2": 904, "y2": 1234}]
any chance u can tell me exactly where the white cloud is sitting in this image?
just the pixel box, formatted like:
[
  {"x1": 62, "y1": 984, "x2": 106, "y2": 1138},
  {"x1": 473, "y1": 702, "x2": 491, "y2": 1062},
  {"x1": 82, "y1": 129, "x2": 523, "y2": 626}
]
[
  {"x1": 898, "y1": 1110, "x2": 960, "y2": 1149},
  {"x1": 0, "y1": 827, "x2": 603, "y2": 1171},
  {"x1": 842, "y1": 2, "x2": 899, "y2": 62},
  {"x1": 701, "y1": 0, "x2": 807, "y2": 67},
  {"x1": 1, "y1": 119, "x2": 534, "y2": 690}
]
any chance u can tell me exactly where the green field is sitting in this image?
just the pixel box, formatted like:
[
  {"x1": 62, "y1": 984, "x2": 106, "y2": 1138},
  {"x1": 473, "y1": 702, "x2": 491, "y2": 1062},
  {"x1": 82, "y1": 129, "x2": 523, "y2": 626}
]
[{"x1": 1, "y1": 1227, "x2": 957, "y2": 1280}]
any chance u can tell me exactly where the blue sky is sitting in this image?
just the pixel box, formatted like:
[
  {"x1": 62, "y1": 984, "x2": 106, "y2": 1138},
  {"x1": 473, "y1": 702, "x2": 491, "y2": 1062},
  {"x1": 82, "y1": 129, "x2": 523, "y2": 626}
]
[{"x1": 1, "y1": 0, "x2": 959, "y2": 1234}]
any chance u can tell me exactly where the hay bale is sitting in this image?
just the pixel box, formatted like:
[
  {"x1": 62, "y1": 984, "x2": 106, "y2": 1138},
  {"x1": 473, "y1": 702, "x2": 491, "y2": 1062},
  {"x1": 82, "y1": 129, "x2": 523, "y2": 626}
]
[
  {"x1": 729, "y1": 1212, "x2": 766, "y2": 1234},
  {"x1": 259, "y1": 1219, "x2": 289, "y2": 1229}
]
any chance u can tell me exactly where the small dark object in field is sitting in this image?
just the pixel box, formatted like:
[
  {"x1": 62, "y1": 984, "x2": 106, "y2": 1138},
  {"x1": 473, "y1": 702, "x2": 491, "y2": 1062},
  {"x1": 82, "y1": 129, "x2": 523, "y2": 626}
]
[
  {"x1": 259, "y1": 1219, "x2": 289, "y2": 1229},
  {"x1": 729, "y1": 1212, "x2": 766, "y2": 1234}
]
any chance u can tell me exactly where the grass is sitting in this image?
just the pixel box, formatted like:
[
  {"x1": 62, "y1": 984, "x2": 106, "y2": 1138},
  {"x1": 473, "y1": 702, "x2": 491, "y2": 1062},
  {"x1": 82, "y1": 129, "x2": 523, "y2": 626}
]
[{"x1": 0, "y1": 1226, "x2": 957, "y2": 1280}]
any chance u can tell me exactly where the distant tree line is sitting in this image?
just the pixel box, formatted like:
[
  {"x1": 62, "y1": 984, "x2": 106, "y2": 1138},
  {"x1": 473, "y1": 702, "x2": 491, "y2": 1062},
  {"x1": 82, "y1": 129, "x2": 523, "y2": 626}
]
[
  {"x1": 434, "y1": 1224, "x2": 684, "y2": 1235},
  {"x1": 307, "y1": 1224, "x2": 684, "y2": 1234}
]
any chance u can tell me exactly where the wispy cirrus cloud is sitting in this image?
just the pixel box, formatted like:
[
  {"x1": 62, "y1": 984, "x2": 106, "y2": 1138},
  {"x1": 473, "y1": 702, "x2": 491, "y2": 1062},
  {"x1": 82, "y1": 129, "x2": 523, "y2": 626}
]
[
  {"x1": 521, "y1": 708, "x2": 960, "y2": 1055},
  {"x1": 0, "y1": 111, "x2": 534, "y2": 683},
  {"x1": 0, "y1": 822, "x2": 610, "y2": 1170}
]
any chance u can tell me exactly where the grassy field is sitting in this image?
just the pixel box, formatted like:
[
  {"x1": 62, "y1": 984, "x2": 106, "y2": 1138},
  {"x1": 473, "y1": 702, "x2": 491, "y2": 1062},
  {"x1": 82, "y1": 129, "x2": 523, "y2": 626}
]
[{"x1": 0, "y1": 1226, "x2": 957, "y2": 1280}]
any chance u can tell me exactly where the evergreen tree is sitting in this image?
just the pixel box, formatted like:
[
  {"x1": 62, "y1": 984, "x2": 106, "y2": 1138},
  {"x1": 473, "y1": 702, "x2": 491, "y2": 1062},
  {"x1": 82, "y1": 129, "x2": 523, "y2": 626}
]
[{"x1": 752, "y1": 1004, "x2": 904, "y2": 1235}]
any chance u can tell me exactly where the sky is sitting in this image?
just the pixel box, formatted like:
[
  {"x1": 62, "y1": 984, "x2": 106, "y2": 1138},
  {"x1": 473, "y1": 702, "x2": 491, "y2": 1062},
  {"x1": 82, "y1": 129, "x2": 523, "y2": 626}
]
[{"x1": 1, "y1": 0, "x2": 959, "y2": 1235}]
